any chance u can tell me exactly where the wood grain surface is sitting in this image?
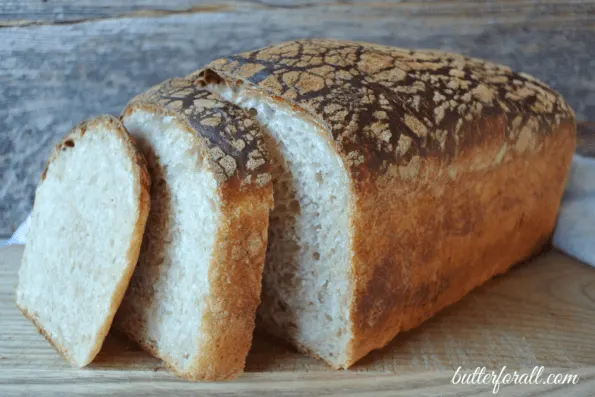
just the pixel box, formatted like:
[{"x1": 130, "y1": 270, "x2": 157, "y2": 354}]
[
  {"x1": 1, "y1": 0, "x2": 595, "y2": 236},
  {"x1": 2, "y1": 0, "x2": 594, "y2": 25},
  {"x1": 1, "y1": 244, "x2": 594, "y2": 395},
  {"x1": 0, "y1": 0, "x2": 345, "y2": 25}
]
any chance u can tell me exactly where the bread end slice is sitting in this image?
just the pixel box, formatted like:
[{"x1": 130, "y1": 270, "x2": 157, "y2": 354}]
[{"x1": 16, "y1": 115, "x2": 150, "y2": 367}]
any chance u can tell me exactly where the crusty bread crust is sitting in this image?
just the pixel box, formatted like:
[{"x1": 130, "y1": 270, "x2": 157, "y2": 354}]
[
  {"x1": 17, "y1": 115, "x2": 151, "y2": 367},
  {"x1": 117, "y1": 80, "x2": 273, "y2": 380},
  {"x1": 346, "y1": 119, "x2": 575, "y2": 367},
  {"x1": 198, "y1": 39, "x2": 576, "y2": 368},
  {"x1": 200, "y1": 39, "x2": 574, "y2": 182},
  {"x1": 124, "y1": 78, "x2": 272, "y2": 188},
  {"x1": 188, "y1": 183, "x2": 272, "y2": 380}
]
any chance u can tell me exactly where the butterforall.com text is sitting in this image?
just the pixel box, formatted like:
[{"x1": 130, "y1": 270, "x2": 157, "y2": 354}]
[{"x1": 451, "y1": 365, "x2": 579, "y2": 394}]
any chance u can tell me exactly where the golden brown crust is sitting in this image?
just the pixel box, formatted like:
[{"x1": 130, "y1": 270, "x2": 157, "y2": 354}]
[
  {"x1": 188, "y1": 183, "x2": 273, "y2": 380},
  {"x1": 346, "y1": 120, "x2": 575, "y2": 367},
  {"x1": 18, "y1": 115, "x2": 151, "y2": 367},
  {"x1": 193, "y1": 39, "x2": 577, "y2": 368},
  {"x1": 123, "y1": 77, "x2": 271, "y2": 188},
  {"x1": 200, "y1": 39, "x2": 574, "y2": 184}
]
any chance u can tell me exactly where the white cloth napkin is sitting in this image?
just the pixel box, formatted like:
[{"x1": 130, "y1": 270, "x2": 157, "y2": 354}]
[
  {"x1": 552, "y1": 154, "x2": 595, "y2": 265},
  {"x1": 0, "y1": 213, "x2": 30, "y2": 247},
  {"x1": 3, "y1": 155, "x2": 594, "y2": 267}
]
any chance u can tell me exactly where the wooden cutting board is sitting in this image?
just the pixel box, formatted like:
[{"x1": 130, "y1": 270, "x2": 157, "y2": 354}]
[{"x1": 1, "y1": 245, "x2": 595, "y2": 396}]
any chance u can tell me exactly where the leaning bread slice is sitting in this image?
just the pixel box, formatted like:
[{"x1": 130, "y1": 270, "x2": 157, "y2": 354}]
[
  {"x1": 193, "y1": 39, "x2": 576, "y2": 368},
  {"x1": 114, "y1": 78, "x2": 273, "y2": 381},
  {"x1": 16, "y1": 115, "x2": 151, "y2": 367}
]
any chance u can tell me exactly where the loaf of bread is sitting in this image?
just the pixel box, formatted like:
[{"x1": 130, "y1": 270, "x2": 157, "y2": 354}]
[
  {"x1": 188, "y1": 39, "x2": 576, "y2": 368},
  {"x1": 114, "y1": 78, "x2": 273, "y2": 380},
  {"x1": 16, "y1": 115, "x2": 150, "y2": 367}
]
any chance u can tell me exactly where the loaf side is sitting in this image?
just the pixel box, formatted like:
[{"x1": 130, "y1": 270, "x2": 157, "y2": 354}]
[{"x1": 347, "y1": 119, "x2": 575, "y2": 365}]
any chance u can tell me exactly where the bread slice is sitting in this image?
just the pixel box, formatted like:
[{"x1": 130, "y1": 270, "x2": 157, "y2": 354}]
[
  {"x1": 16, "y1": 115, "x2": 151, "y2": 367},
  {"x1": 114, "y1": 78, "x2": 273, "y2": 381},
  {"x1": 192, "y1": 39, "x2": 576, "y2": 368}
]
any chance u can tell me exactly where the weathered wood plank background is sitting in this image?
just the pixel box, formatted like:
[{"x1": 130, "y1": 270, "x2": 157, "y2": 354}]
[{"x1": 1, "y1": 0, "x2": 595, "y2": 235}]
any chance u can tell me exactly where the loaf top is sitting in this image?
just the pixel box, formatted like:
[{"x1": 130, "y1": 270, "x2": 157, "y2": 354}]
[
  {"x1": 124, "y1": 78, "x2": 271, "y2": 188},
  {"x1": 203, "y1": 39, "x2": 575, "y2": 180}
]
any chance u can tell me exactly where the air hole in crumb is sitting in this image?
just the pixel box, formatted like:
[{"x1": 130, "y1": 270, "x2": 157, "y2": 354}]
[
  {"x1": 312, "y1": 252, "x2": 320, "y2": 260},
  {"x1": 337, "y1": 329, "x2": 343, "y2": 337},
  {"x1": 315, "y1": 171, "x2": 323, "y2": 184},
  {"x1": 248, "y1": 108, "x2": 258, "y2": 117},
  {"x1": 202, "y1": 69, "x2": 223, "y2": 85},
  {"x1": 318, "y1": 280, "x2": 329, "y2": 303},
  {"x1": 183, "y1": 353, "x2": 189, "y2": 359},
  {"x1": 64, "y1": 140, "x2": 74, "y2": 148},
  {"x1": 325, "y1": 314, "x2": 333, "y2": 322}
]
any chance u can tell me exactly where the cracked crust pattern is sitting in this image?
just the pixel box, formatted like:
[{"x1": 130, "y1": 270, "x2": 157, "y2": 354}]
[
  {"x1": 202, "y1": 39, "x2": 574, "y2": 181},
  {"x1": 125, "y1": 77, "x2": 271, "y2": 188}
]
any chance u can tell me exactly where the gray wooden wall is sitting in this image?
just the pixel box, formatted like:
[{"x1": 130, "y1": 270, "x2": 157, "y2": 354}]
[{"x1": 1, "y1": 0, "x2": 594, "y2": 236}]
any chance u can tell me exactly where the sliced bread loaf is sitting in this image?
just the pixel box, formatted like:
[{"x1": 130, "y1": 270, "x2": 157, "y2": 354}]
[
  {"x1": 114, "y1": 78, "x2": 273, "y2": 380},
  {"x1": 191, "y1": 39, "x2": 576, "y2": 368},
  {"x1": 16, "y1": 115, "x2": 151, "y2": 367}
]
